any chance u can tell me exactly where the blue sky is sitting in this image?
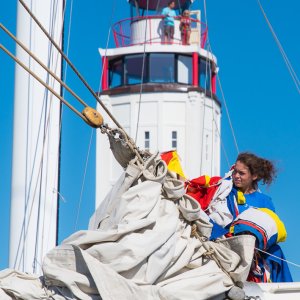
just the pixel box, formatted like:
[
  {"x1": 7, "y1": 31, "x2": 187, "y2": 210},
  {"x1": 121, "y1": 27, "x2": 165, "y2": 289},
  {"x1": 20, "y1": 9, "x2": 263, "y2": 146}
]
[{"x1": 1, "y1": 0, "x2": 300, "y2": 281}]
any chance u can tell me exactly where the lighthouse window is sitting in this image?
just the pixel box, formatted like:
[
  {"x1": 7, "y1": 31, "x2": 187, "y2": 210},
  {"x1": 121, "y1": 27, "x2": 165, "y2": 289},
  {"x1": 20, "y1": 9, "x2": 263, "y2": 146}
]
[
  {"x1": 177, "y1": 55, "x2": 192, "y2": 84},
  {"x1": 172, "y1": 131, "x2": 177, "y2": 149},
  {"x1": 149, "y1": 54, "x2": 175, "y2": 83},
  {"x1": 125, "y1": 54, "x2": 148, "y2": 85},
  {"x1": 145, "y1": 131, "x2": 150, "y2": 150},
  {"x1": 199, "y1": 59, "x2": 212, "y2": 91},
  {"x1": 109, "y1": 58, "x2": 123, "y2": 88}
]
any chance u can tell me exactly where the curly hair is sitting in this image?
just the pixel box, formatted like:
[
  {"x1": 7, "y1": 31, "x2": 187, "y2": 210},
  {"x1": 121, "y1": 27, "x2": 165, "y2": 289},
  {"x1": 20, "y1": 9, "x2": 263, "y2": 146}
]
[{"x1": 236, "y1": 152, "x2": 277, "y2": 187}]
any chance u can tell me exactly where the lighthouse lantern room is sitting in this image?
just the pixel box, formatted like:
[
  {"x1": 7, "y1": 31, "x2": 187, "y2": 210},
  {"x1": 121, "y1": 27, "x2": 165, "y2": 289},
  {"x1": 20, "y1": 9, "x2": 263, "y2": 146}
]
[{"x1": 96, "y1": 0, "x2": 221, "y2": 208}]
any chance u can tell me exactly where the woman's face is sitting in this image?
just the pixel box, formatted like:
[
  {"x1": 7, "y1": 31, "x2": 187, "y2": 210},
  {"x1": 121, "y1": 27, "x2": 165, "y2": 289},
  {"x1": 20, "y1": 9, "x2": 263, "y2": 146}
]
[{"x1": 232, "y1": 160, "x2": 257, "y2": 193}]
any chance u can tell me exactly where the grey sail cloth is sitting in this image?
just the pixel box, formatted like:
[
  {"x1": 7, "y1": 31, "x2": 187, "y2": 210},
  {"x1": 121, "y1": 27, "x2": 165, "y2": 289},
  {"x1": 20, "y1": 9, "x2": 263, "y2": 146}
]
[{"x1": 0, "y1": 151, "x2": 255, "y2": 299}]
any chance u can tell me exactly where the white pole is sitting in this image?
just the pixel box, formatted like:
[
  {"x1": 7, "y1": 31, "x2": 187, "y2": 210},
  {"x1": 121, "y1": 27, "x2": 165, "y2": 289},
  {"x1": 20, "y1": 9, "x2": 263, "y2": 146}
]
[{"x1": 9, "y1": 0, "x2": 63, "y2": 274}]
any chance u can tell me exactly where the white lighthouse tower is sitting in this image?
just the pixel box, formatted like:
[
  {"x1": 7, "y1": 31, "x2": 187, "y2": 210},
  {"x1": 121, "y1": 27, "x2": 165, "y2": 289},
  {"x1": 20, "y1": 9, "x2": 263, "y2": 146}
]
[{"x1": 96, "y1": 0, "x2": 220, "y2": 207}]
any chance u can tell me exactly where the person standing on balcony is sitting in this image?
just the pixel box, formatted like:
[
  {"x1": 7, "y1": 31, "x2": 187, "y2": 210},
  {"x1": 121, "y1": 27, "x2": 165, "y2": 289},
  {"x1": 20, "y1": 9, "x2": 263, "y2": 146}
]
[
  {"x1": 179, "y1": 10, "x2": 191, "y2": 45},
  {"x1": 162, "y1": 1, "x2": 176, "y2": 44}
]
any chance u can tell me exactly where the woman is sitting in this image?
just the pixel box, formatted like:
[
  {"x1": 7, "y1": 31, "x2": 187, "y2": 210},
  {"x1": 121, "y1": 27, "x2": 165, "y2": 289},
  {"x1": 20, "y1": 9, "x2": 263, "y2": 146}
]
[
  {"x1": 232, "y1": 152, "x2": 276, "y2": 213},
  {"x1": 229, "y1": 152, "x2": 292, "y2": 282},
  {"x1": 179, "y1": 10, "x2": 191, "y2": 45},
  {"x1": 186, "y1": 152, "x2": 292, "y2": 282}
]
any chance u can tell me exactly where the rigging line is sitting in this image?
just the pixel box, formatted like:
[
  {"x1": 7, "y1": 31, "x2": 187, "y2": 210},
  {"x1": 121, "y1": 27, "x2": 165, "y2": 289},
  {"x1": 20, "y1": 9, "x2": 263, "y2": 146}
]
[
  {"x1": 256, "y1": 0, "x2": 300, "y2": 93},
  {"x1": 14, "y1": 108, "x2": 53, "y2": 270},
  {"x1": 0, "y1": 45, "x2": 89, "y2": 123},
  {"x1": 74, "y1": 0, "x2": 116, "y2": 233},
  {"x1": 200, "y1": 0, "x2": 212, "y2": 172},
  {"x1": 156, "y1": 0, "x2": 161, "y2": 12},
  {"x1": 49, "y1": 0, "x2": 69, "y2": 249},
  {"x1": 29, "y1": 0, "x2": 64, "y2": 272},
  {"x1": 19, "y1": 0, "x2": 144, "y2": 165},
  {"x1": 62, "y1": 0, "x2": 73, "y2": 97},
  {"x1": 216, "y1": 74, "x2": 239, "y2": 155},
  {"x1": 176, "y1": 0, "x2": 182, "y2": 14},
  {"x1": 46, "y1": 0, "x2": 70, "y2": 251},
  {"x1": 0, "y1": 24, "x2": 88, "y2": 109},
  {"x1": 13, "y1": 80, "x2": 53, "y2": 271},
  {"x1": 135, "y1": 0, "x2": 149, "y2": 143},
  {"x1": 18, "y1": 0, "x2": 125, "y2": 131},
  {"x1": 12, "y1": 1, "x2": 65, "y2": 271},
  {"x1": 256, "y1": 248, "x2": 300, "y2": 269},
  {"x1": 74, "y1": 129, "x2": 94, "y2": 231},
  {"x1": 215, "y1": 118, "x2": 231, "y2": 169},
  {"x1": 38, "y1": 0, "x2": 65, "y2": 266},
  {"x1": 97, "y1": 0, "x2": 116, "y2": 94},
  {"x1": 203, "y1": 0, "x2": 238, "y2": 161},
  {"x1": 75, "y1": 0, "x2": 117, "y2": 232},
  {"x1": 204, "y1": 36, "x2": 240, "y2": 155},
  {"x1": 202, "y1": 0, "x2": 216, "y2": 174}
]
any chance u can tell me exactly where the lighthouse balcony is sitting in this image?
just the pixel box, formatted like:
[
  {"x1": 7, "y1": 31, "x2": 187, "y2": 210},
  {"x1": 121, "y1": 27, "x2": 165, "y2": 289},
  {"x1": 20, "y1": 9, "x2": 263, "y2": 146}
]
[{"x1": 112, "y1": 15, "x2": 207, "y2": 48}]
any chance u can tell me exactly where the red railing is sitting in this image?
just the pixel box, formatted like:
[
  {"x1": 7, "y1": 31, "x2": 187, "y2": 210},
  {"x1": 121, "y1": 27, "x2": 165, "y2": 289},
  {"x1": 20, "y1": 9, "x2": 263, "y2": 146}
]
[{"x1": 112, "y1": 15, "x2": 208, "y2": 48}]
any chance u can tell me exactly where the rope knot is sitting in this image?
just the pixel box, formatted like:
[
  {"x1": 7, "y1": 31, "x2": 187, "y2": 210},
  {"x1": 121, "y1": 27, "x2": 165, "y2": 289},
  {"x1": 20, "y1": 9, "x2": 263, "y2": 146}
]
[{"x1": 191, "y1": 223, "x2": 198, "y2": 237}]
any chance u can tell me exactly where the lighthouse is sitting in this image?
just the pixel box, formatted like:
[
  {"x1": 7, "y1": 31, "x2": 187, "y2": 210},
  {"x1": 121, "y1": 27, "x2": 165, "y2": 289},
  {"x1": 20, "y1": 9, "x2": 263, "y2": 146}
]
[{"x1": 96, "y1": 0, "x2": 221, "y2": 208}]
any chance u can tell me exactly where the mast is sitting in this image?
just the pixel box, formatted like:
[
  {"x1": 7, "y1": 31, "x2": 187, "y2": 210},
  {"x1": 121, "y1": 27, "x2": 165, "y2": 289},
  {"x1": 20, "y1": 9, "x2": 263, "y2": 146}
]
[
  {"x1": 9, "y1": 0, "x2": 64, "y2": 274},
  {"x1": 96, "y1": 0, "x2": 220, "y2": 208}
]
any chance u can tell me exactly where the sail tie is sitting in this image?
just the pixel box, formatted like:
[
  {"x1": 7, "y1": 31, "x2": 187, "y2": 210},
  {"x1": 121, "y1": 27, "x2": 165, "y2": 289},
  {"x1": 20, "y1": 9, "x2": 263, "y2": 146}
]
[{"x1": 191, "y1": 223, "x2": 235, "y2": 281}]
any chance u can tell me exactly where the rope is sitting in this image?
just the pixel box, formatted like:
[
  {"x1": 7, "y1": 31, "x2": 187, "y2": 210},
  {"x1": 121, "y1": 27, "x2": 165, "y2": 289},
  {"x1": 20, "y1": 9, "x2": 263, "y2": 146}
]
[
  {"x1": 18, "y1": 0, "x2": 126, "y2": 131},
  {"x1": 54, "y1": 0, "x2": 73, "y2": 248},
  {"x1": 18, "y1": 0, "x2": 144, "y2": 164},
  {"x1": 71, "y1": 0, "x2": 118, "y2": 233},
  {"x1": 256, "y1": 247, "x2": 300, "y2": 269},
  {"x1": 97, "y1": 0, "x2": 116, "y2": 95},
  {"x1": 135, "y1": 0, "x2": 149, "y2": 143},
  {"x1": 10, "y1": 0, "x2": 66, "y2": 271},
  {"x1": 216, "y1": 74, "x2": 240, "y2": 155},
  {"x1": 74, "y1": 129, "x2": 94, "y2": 231},
  {"x1": 202, "y1": 0, "x2": 240, "y2": 159},
  {"x1": 201, "y1": 0, "x2": 230, "y2": 172},
  {"x1": 256, "y1": 0, "x2": 300, "y2": 94},
  {"x1": 0, "y1": 25, "x2": 88, "y2": 108},
  {"x1": 33, "y1": 0, "x2": 64, "y2": 272},
  {"x1": 176, "y1": 0, "x2": 182, "y2": 14},
  {"x1": 191, "y1": 224, "x2": 234, "y2": 281},
  {"x1": 0, "y1": 45, "x2": 88, "y2": 122}
]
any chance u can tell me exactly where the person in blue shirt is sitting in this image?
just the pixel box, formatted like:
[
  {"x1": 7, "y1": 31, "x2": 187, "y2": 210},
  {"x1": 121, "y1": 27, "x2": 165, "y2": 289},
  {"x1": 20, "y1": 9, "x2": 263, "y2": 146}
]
[
  {"x1": 162, "y1": 1, "x2": 176, "y2": 44},
  {"x1": 229, "y1": 152, "x2": 292, "y2": 282}
]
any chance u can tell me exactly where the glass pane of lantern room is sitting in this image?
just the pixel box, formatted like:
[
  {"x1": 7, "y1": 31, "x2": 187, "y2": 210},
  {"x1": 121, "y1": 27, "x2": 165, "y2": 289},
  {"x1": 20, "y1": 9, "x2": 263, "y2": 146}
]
[
  {"x1": 149, "y1": 54, "x2": 175, "y2": 83},
  {"x1": 178, "y1": 55, "x2": 192, "y2": 84},
  {"x1": 109, "y1": 59, "x2": 123, "y2": 88},
  {"x1": 125, "y1": 54, "x2": 148, "y2": 85},
  {"x1": 199, "y1": 58, "x2": 212, "y2": 90}
]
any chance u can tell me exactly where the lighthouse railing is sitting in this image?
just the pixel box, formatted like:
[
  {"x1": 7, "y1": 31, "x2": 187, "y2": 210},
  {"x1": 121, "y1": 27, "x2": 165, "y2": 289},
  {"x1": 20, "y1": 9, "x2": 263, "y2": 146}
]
[{"x1": 112, "y1": 15, "x2": 207, "y2": 48}]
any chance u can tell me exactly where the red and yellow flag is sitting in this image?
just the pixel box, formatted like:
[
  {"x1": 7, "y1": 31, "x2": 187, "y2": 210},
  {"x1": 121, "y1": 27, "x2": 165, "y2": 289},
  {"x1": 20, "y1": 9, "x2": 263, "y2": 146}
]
[{"x1": 161, "y1": 150, "x2": 186, "y2": 179}]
